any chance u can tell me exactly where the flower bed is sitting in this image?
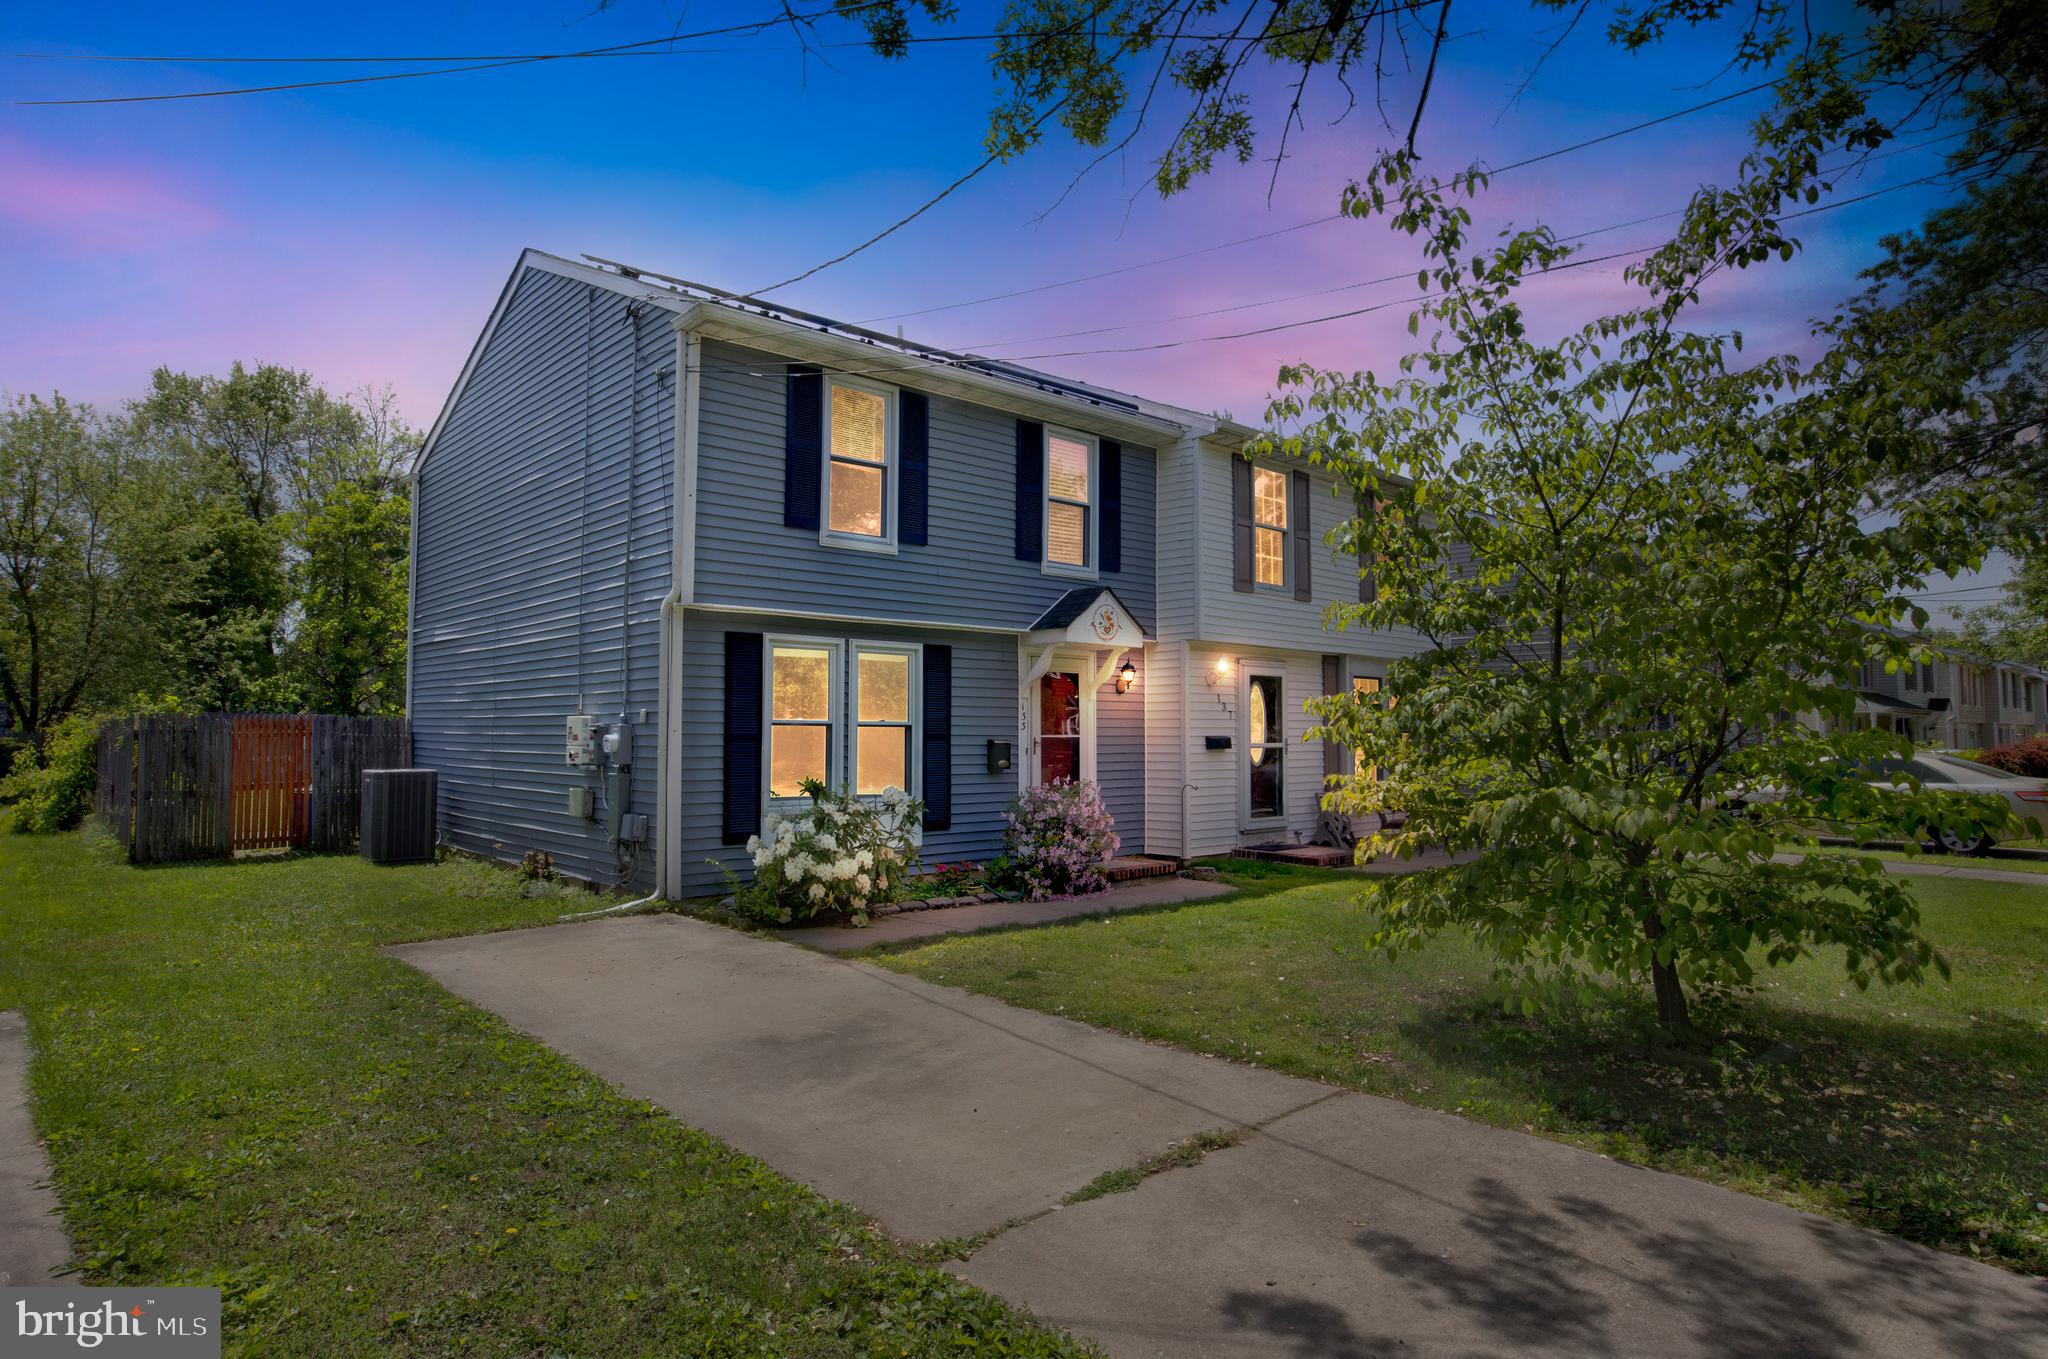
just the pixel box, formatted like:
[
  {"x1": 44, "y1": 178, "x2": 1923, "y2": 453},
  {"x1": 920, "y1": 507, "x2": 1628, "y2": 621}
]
[
  {"x1": 992, "y1": 779, "x2": 1120, "y2": 900},
  {"x1": 738, "y1": 781, "x2": 922, "y2": 925}
]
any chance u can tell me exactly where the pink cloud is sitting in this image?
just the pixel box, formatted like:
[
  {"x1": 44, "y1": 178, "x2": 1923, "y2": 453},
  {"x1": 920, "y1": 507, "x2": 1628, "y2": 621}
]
[{"x1": 0, "y1": 134, "x2": 222, "y2": 251}]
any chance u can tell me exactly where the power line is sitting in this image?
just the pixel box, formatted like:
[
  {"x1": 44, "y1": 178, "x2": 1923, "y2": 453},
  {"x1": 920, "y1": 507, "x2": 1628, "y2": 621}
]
[
  {"x1": 13, "y1": 1, "x2": 904, "y2": 105},
  {"x1": 989, "y1": 166, "x2": 1967, "y2": 361},
  {"x1": 13, "y1": 19, "x2": 1416, "y2": 65},
  {"x1": 676, "y1": 144, "x2": 1977, "y2": 396},
  {"x1": 958, "y1": 129, "x2": 1974, "y2": 352},
  {"x1": 853, "y1": 72, "x2": 1807, "y2": 325}
]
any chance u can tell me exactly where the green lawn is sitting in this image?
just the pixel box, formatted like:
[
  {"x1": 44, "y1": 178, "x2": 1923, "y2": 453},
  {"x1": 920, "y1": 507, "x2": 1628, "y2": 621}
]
[
  {"x1": 872, "y1": 857, "x2": 2048, "y2": 1275},
  {"x1": 0, "y1": 830, "x2": 1093, "y2": 1358}
]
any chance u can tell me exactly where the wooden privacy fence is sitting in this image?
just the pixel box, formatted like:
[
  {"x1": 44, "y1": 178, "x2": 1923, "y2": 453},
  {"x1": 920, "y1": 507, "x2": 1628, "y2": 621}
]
[{"x1": 96, "y1": 713, "x2": 412, "y2": 864}]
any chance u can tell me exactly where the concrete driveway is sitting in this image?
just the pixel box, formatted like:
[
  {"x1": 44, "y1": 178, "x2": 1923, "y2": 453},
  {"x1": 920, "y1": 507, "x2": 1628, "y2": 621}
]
[{"x1": 393, "y1": 915, "x2": 2048, "y2": 1358}]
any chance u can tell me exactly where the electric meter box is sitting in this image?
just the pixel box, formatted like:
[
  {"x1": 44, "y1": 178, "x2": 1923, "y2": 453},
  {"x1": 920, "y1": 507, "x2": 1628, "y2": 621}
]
[
  {"x1": 566, "y1": 715, "x2": 600, "y2": 767},
  {"x1": 602, "y1": 722, "x2": 634, "y2": 759}
]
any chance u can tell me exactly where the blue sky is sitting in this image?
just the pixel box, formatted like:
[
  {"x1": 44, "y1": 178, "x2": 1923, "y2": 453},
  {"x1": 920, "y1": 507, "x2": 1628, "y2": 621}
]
[{"x1": 0, "y1": 1, "x2": 2010, "y2": 617}]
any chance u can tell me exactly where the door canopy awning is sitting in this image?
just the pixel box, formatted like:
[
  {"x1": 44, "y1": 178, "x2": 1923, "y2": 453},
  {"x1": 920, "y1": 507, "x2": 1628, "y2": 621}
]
[{"x1": 1025, "y1": 587, "x2": 1149, "y2": 649}]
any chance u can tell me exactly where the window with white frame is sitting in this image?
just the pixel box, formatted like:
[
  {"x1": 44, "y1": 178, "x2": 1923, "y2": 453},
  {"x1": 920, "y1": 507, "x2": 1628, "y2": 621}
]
[
  {"x1": 768, "y1": 642, "x2": 839, "y2": 799},
  {"x1": 1044, "y1": 429, "x2": 1096, "y2": 573},
  {"x1": 853, "y1": 646, "x2": 917, "y2": 796},
  {"x1": 765, "y1": 638, "x2": 918, "y2": 807},
  {"x1": 1248, "y1": 672, "x2": 1284, "y2": 819},
  {"x1": 825, "y1": 376, "x2": 894, "y2": 545},
  {"x1": 1252, "y1": 466, "x2": 1288, "y2": 588}
]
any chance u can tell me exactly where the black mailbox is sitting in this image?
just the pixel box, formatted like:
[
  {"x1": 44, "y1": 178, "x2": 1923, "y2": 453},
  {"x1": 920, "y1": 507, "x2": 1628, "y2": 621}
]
[
  {"x1": 1205, "y1": 735, "x2": 1233, "y2": 751},
  {"x1": 987, "y1": 740, "x2": 1012, "y2": 773}
]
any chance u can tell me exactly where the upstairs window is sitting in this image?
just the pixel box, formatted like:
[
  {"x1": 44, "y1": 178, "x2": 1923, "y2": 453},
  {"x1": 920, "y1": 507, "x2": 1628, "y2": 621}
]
[
  {"x1": 1253, "y1": 467, "x2": 1289, "y2": 588},
  {"x1": 826, "y1": 377, "x2": 894, "y2": 546},
  {"x1": 1044, "y1": 429, "x2": 1096, "y2": 574}
]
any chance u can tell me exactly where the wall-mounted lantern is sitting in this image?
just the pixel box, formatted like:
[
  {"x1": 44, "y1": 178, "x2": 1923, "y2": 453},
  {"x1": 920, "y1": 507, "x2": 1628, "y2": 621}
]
[
  {"x1": 1206, "y1": 655, "x2": 1234, "y2": 687},
  {"x1": 1115, "y1": 660, "x2": 1138, "y2": 694}
]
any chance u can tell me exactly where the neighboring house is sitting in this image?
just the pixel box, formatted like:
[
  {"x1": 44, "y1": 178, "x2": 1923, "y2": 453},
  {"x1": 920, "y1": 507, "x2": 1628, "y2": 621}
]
[
  {"x1": 1838, "y1": 644, "x2": 2047, "y2": 750},
  {"x1": 408, "y1": 251, "x2": 1415, "y2": 895}
]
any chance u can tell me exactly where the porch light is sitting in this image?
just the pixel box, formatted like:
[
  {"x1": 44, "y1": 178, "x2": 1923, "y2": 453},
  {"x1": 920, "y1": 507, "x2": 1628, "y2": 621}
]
[
  {"x1": 1116, "y1": 660, "x2": 1138, "y2": 694},
  {"x1": 1208, "y1": 656, "x2": 1234, "y2": 686}
]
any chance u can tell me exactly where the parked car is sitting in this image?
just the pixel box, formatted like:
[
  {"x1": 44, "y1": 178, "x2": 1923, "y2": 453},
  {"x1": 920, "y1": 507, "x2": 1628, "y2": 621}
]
[{"x1": 1861, "y1": 751, "x2": 2048, "y2": 853}]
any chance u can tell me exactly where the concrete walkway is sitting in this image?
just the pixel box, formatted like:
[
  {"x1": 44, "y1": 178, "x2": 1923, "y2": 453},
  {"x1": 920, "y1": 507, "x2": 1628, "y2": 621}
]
[
  {"x1": 1772, "y1": 852, "x2": 2048, "y2": 889},
  {"x1": 776, "y1": 875, "x2": 1237, "y2": 953},
  {"x1": 393, "y1": 916, "x2": 2048, "y2": 1357},
  {"x1": 0, "y1": 1012, "x2": 70, "y2": 1287}
]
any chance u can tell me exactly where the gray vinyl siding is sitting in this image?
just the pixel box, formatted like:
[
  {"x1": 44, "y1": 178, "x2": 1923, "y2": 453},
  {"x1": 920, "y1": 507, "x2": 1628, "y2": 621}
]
[
  {"x1": 410, "y1": 268, "x2": 673, "y2": 890},
  {"x1": 691, "y1": 340, "x2": 1158, "y2": 632},
  {"x1": 1096, "y1": 649, "x2": 1144, "y2": 854},
  {"x1": 677, "y1": 610, "x2": 1020, "y2": 897}
]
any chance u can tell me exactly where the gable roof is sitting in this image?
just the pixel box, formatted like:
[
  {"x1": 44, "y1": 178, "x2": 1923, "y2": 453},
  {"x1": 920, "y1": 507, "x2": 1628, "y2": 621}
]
[{"x1": 1029, "y1": 586, "x2": 1150, "y2": 641}]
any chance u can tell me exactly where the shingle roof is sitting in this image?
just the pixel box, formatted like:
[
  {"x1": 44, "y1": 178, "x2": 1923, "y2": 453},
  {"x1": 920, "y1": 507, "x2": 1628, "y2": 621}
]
[{"x1": 1030, "y1": 586, "x2": 1149, "y2": 637}]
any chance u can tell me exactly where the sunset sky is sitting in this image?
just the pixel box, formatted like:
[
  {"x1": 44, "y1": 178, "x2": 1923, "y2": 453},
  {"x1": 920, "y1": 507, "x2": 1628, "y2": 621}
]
[{"x1": 0, "y1": 0, "x2": 2009, "y2": 616}]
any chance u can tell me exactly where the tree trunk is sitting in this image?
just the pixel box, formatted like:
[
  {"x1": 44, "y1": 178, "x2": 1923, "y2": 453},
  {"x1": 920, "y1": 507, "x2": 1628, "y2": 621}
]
[{"x1": 1650, "y1": 957, "x2": 1691, "y2": 1034}]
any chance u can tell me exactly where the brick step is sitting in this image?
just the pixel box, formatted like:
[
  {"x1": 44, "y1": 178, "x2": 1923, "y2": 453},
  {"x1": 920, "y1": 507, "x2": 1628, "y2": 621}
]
[{"x1": 1102, "y1": 856, "x2": 1181, "y2": 882}]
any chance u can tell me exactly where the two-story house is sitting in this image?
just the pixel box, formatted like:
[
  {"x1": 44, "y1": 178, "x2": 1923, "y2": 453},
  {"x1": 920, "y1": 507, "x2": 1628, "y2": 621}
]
[
  {"x1": 410, "y1": 252, "x2": 1408, "y2": 895},
  {"x1": 1840, "y1": 640, "x2": 2047, "y2": 751}
]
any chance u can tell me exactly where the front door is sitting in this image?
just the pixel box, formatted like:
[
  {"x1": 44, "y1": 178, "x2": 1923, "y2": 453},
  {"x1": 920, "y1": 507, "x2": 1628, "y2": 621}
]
[{"x1": 1038, "y1": 671, "x2": 1081, "y2": 784}]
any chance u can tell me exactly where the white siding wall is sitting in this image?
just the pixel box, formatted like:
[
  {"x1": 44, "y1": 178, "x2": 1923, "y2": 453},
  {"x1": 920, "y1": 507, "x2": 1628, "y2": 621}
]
[
  {"x1": 1143, "y1": 641, "x2": 1186, "y2": 857},
  {"x1": 1192, "y1": 443, "x2": 1433, "y2": 657},
  {"x1": 1176, "y1": 644, "x2": 1366, "y2": 856}
]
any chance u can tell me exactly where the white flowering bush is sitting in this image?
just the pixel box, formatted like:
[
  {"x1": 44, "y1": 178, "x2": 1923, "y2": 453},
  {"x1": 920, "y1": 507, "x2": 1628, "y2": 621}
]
[
  {"x1": 997, "y1": 779, "x2": 1119, "y2": 900},
  {"x1": 740, "y1": 779, "x2": 923, "y2": 924}
]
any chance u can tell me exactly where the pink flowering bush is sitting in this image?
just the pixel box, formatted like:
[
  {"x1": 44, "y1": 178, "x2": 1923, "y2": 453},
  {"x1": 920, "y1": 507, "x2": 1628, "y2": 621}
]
[{"x1": 998, "y1": 779, "x2": 1120, "y2": 900}]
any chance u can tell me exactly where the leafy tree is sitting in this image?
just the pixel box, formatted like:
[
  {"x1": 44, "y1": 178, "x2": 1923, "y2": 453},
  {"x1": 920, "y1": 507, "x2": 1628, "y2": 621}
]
[
  {"x1": 154, "y1": 499, "x2": 294, "y2": 713},
  {"x1": 1956, "y1": 557, "x2": 2048, "y2": 668},
  {"x1": 0, "y1": 395, "x2": 125, "y2": 744},
  {"x1": 282, "y1": 477, "x2": 411, "y2": 716},
  {"x1": 1258, "y1": 152, "x2": 2022, "y2": 1034},
  {"x1": 128, "y1": 361, "x2": 374, "y2": 521}
]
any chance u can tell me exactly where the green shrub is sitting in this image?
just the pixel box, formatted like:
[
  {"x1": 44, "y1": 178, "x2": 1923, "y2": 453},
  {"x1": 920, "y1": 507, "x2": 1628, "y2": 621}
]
[
  {"x1": 743, "y1": 780, "x2": 923, "y2": 925},
  {"x1": 0, "y1": 713, "x2": 103, "y2": 833}
]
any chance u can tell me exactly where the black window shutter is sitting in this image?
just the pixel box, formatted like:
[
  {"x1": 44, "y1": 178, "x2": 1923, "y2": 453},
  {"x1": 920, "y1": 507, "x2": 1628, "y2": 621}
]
[
  {"x1": 900, "y1": 391, "x2": 929, "y2": 546},
  {"x1": 1232, "y1": 458, "x2": 1255, "y2": 593},
  {"x1": 1357, "y1": 494, "x2": 1378, "y2": 604},
  {"x1": 1014, "y1": 420, "x2": 1044, "y2": 561},
  {"x1": 922, "y1": 645, "x2": 952, "y2": 832},
  {"x1": 722, "y1": 632, "x2": 764, "y2": 845},
  {"x1": 1100, "y1": 440, "x2": 1123, "y2": 573},
  {"x1": 784, "y1": 366, "x2": 822, "y2": 530},
  {"x1": 1291, "y1": 470, "x2": 1313, "y2": 602},
  {"x1": 1321, "y1": 654, "x2": 1348, "y2": 780}
]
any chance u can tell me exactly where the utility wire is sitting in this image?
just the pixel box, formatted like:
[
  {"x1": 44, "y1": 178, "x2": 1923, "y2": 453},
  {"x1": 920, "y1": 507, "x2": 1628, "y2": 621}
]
[
  {"x1": 650, "y1": 150, "x2": 1977, "y2": 399},
  {"x1": 13, "y1": 1, "x2": 903, "y2": 104},
  {"x1": 956, "y1": 127, "x2": 1974, "y2": 351},
  {"x1": 853, "y1": 72, "x2": 1805, "y2": 324},
  {"x1": 997, "y1": 166, "x2": 1965, "y2": 361}
]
